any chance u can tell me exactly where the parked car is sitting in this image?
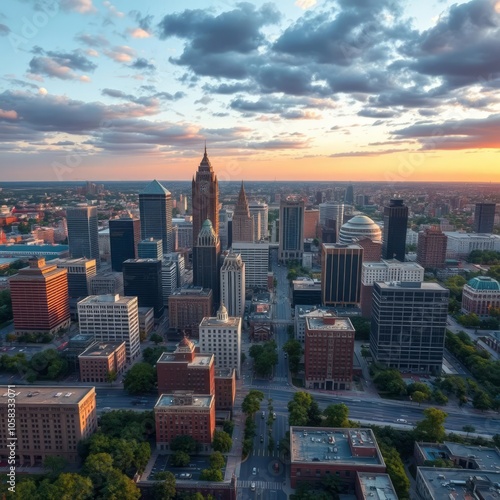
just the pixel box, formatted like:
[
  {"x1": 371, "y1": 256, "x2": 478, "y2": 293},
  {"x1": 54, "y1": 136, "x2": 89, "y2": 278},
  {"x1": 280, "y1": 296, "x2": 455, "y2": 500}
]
[{"x1": 252, "y1": 467, "x2": 257, "y2": 475}]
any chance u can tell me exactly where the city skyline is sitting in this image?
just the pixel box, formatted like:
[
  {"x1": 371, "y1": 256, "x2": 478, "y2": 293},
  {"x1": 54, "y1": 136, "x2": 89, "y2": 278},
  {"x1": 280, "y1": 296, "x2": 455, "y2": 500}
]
[{"x1": 1, "y1": 0, "x2": 500, "y2": 182}]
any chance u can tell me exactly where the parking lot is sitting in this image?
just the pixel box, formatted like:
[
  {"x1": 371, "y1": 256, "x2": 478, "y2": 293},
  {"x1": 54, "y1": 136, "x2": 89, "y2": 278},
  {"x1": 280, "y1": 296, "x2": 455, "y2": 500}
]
[{"x1": 149, "y1": 455, "x2": 225, "y2": 481}]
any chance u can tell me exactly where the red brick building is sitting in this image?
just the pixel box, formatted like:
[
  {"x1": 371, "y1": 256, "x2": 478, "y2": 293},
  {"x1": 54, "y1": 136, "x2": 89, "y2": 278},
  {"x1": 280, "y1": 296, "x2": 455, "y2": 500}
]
[
  {"x1": 9, "y1": 256, "x2": 70, "y2": 336},
  {"x1": 305, "y1": 314, "x2": 355, "y2": 391},
  {"x1": 290, "y1": 427, "x2": 385, "y2": 488},
  {"x1": 417, "y1": 226, "x2": 447, "y2": 269},
  {"x1": 215, "y1": 368, "x2": 236, "y2": 411},
  {"x1": 304, "y1": 209, "x2": 319, "y2": 239},
  {"x1": 155, "y1": 392, "x2": 215, "y2": 450},
  {"x1": 168, "y1": 287, "x2": 213, "y2": 337},
  {"x1": 356, "y1": 237, "x2": 382, "y2": 262},
  {"x1": 156, "y1": 337, "x2": 215, "y2": 396},
  {"x1": 78, "y1": 341, "x2": 127, "y2": 383}
]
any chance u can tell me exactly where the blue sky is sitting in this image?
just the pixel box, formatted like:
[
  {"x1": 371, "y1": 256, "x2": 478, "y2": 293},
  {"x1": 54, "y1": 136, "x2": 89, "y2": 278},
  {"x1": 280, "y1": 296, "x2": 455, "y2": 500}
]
[{"x1": 1, "y1": 0, "x2": 500, "y2": 182}]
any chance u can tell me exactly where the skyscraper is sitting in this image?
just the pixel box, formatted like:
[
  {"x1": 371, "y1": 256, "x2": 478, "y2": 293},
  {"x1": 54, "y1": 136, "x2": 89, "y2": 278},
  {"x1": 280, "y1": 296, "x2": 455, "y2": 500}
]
[
  {"x1": 417, "y1": 226, "x2": 447, "y2": 269},
  {"x1": 192, "y1": 147, "x2": 219, "y2": 241},
  {"x1": 139, "y1": 179, "x2": 173, "y2": 254},
  {"x1": 474, "y1": 203, "x2": 496, "y2": 233},
  {"x1": 109, "y1": 215, "x2": 140, "y2": 272},
  {"x1": 193, "y1": 219, "x2": 221, "y2": 309},
  {"x1": 53, "y1": 257, "x2": 97, "y2": 298},
  {"x1": 232, "y1": 241, "x2": 269, "y2": 289},
  {"x1": 382, "y1": 199, "x2": 408, "y2": 262},
  {"x1": 232, "y1": 182, "x2": 254, "y2": 243},
  {"x1": 279, "y1": 199, "x2": 305, "y2": 263},
  {"x1": 370, "y1": 281, "x2": 448, "y2": 375},
  {"x1": 248, "y1": 201, "x2": 268, "y2": 240},
  {"x1": 319, "y1": 202, "x2": 344, "y2": 242},
  {"x1": 137, "y1": 238, "x2": 163, "y2": 260},
  {"x1": 66, "y1": 206, "x2": 99, "y2": 266},
  {"x1": 345, "y1": 184, "x2": 354, "y2": 205},
  {"x1": 220, "y1": 252, "x2": 245, "y2": 317}
]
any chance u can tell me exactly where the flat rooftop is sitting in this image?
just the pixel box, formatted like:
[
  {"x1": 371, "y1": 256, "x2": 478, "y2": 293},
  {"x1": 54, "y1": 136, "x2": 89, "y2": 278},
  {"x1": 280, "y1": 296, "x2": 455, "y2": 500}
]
[
  {"x1": 157, "y1": 352, "x2": 213, "y2": 366},
  {"x1": 199, "y1": 316, "x2": 241, "y2": 328},
  {"x1": 79, "y1": 341, "x2": 125, "y2": 358},
  {"x1": 418, "y1": 467, "x2": 500, "y2": 500},
  {"x1": 170, "y1": 286, "x2": 211, "y2": 297},
  {"x1": 78, "y1": 294, "x2": 136, "y2": 305},
  {"x1": 357, "y1": 473, "x2": 398, "y2": 500},
  {"x1": 377, "y1": 281, "x2": 447, "y2": 291},
  {"x1": 155, "y1": 394, "x2": 212, "y2": 408},
  {"x1": 363, "y1": 260, "x2": 424, "y2": 270},
  {"x1": 290, "y1": 427, "x2": 384, "y2": 466},
  {"x1": 305, "y1": 316, "x2": 354, "y2": 331},
  {"x1": 0, "y1": 386, "x2": 94, "y2": 406},
  {"x1": 215, "y1": 368, "x2": 235, "y2": 378}
]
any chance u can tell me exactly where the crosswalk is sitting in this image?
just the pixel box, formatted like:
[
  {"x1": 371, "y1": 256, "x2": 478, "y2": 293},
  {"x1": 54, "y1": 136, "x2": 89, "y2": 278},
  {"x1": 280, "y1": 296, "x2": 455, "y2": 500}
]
[
  {"x1": 239, "y1": 480, "x2": 281, "y2": 490},
  {"x1": 252, "y1": 448, "x2": 280, "y2": 457}
]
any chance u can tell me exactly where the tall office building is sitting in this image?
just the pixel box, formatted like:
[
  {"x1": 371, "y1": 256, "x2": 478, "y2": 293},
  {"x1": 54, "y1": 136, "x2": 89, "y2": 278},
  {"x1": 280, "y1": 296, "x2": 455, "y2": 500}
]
[
  {"x1": 319, "y1": 203, "x2": 344, "y2": 242},
  {"x1": 474, "y1": 203, "x2": 496, "y2": 233},
  {"x1": 172, "y1": 216, "x2": 193, "y2": 250},
  {"x1": 78, "y1": 294, "x2": 141, "y2": 362},
  {"x1": 138, "y1": 238, "x2": 163, "y2": 260},
  {"x1": 139, "y1": 179, "x2": 173, "y2": 254},
  {"x1": 89, "y1": 271, "x2": 123, "y2": 296},
  {"x1": 53, "y1": 257, "x2": 97, "y2": 298},
  {"x1": 192, "y1": 147, "x2": 219, "y2": 240},
  {"x1": 321, "y1": 243, "x2": 363, "y2": 307},
  {"x1": 304, "y1": 209, "x2": 320, "y2": 239},
  {"x1": 66, "y1": 206, "x2": 99, "y2": 266},
  {"x1": 232, "y1": 241, "x2": 269, "y2": 289},
  {"x1": 0, "y1": 386, "x2": 97, "y2": 466},
  {"x1": 417, "y1": 227, "x2": 447, "y2": 269},
  {"x1": 345, "y1": 184, "x2": 354, "y2": 205},
  {"x1": 382, "y1": 199, "x2": 408, "y2": 262},
  {"x1": 109, "y1": 215, "x2": 140, "y2": 272},
  {"x1": 220, "y1": 252, "x2": 245, "y2": 317},
  {"x1": 279, "y1": 199, "x2": 305, "y2": 263},
  {"x1": 249, "y1": 201, "x2": 268, "y2": 240},
  {"x1": 370, "y1": 282, "x2": 449, "y2": 374},
  {"x1": 161, "y1": 258, "x2": 177, "y2": 304},
  {"x1": 193, "y1": 219, "x2": 221, "y2": 309},
  {"x1": 232, "y1": 182, "x2": 254, "y2": 243},
  {"x1": 123, "y1": 258, "x2": 164, "y2": 318},
  {"x1": 219, "y1": 208, "x2": 233, "y2": 251},
  {"x1": 199, "y1": 304, "x2": 242, "y2": 378},
  {"x1": 10, "y1": 257, "x2": 71, "y2": 336}
]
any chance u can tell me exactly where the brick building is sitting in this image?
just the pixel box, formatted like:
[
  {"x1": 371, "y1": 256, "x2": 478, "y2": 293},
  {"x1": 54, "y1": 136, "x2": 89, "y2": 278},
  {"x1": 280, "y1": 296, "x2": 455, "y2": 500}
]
[
  {"x1": 78, "y1": 341, "x2": 126, "y2": 383},
  {"x1": 214, "y1": 369, "x2": 236, "y2": 411},
  {"x1": 169, "y1": 287, "x2": 213, "y2": 337},
  {"x1": 417, "y1": 226, "x2": 447, "y2": 269}
]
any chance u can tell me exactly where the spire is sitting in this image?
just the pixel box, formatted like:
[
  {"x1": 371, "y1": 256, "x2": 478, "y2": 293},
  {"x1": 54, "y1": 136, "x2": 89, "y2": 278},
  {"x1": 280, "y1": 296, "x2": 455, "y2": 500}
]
[
  {"x1": 234, "y1": 181, "x2": 250, "y2": 217},
  {"x1": 203, "y1": 141, "x2": 208, "y2": 161}
]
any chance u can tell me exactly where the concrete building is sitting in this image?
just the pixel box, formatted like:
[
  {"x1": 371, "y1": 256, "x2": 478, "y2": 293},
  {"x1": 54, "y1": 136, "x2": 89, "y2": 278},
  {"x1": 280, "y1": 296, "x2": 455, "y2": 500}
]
[
  {"x1": 66, "y1": 206, "x2": 100, "y2": 266},
  {"x1": 138, "y1": 307, "x2": 154, "y2": 339},
  {"x1": 161, "y1": 258, "x2": 178, "y2": 304},
  {"x1": 97, "y1": 228, "x2": 110, "y2": 262},
  {"x1": 355, "y1": 473, "x2": 398, "y2": 500},
  {"x1": 172, "y1": 216, "x2": 193, "y2": 250},
  {"x1": 139, "y1": 179, "x2": 173, "y2": 254},
  {"x1": 370, "y1": 282, "x2": 449, "y2": 374},
  {"x1": 138, "y1": 238, "x2": 163, "y2": 260},
  {"x1": 77, "y1": 294, "x2": 141, "y2": 362},
  {"x1": 156, "y1": 337, "x2": 215, "y2": 396},
  {"x1": 220, "y1": 252, "x2": 245, "y2": 318},
  {"x1": 305, "y1": 314, "x2": 355, "y2": 390},
  {"x1": 61, "y1": 333, "x2": 95, "y2": 371},
  {"x1": 78, "y1": 341, "x2": 127, "y2": 383},
  {"x1": 89, "y1": 271, "x2": 123, "y2": 296},
  {"x1": 321, "y1": 243, "x2": 363, "y2": 307},
  {"x1": 53, "y1": 257, "x2": 96, "y2": 298},
  {"x1": 290, "y1": 427, "x2": 385, "y2": 488},
  {"x1": 292, "y1": 278, "x2": 322, "y2": 307},
  {"x1": 339, "y1": 215, "x2": 382, "y2": 245},
  {"x1": 155, "y1": 392, "x2": 215, "y2": 450},
  {"x1": 9, "y1": 256, "x2": 70, "y2": 336},
  {"x1": 279, "y1": 199, "x2": 304, "y2": 263},
  {"x1": 231, "y1": 241, "x2": 269, "y2": 290},
  {"x1": 474, "y1": 202, "x2": 496, "y2": 233},
  {"x1": 214, "y1": 368, "x2": 236, "y2": 411},
  {"x1": 461, "y1": 276, "x2": 500, "y2": 318},
  {"x1": 417, "y1": 227, "x2": 447, "y2": 269},
  {"x1": 382, "y1": 199, "x2": 408, "y2": 262},
  {"x1": 248, "y1": 201, "x2": 268, "y2": 240},
  {"x1": 0, "y1": 386, "x2": 97, "y2": 466},
  {"x1": 169, "y1": 287, "x2": 213, "y2": 336},
  {"x1": 0, "y1": 244, "x2": 69, "y2": 260},
  {"x1": 444, "y1": 232, "x2": 500, "y2": 259},
  {"x1": 319, "y1": 203, "x2": 344, "y2": 235},
  {"x1": 109, "y1": 215, "x2": 140, "y2": 272},
  {"x1": 231, "y1": 182, "x2": 254, "y2": 243},
  {"x1": 199, "y1": 304, "x2": 242, "y2": 378}
]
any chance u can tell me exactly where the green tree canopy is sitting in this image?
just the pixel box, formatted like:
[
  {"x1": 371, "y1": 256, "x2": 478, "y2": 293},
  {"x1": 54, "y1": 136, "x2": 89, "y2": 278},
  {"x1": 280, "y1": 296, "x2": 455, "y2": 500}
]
[
  {"x1": 199, "y1": 468, "x2": 224, "y2": 481},
  {"x1": 414, "y1": 408, "x2": 448, "y2": 442},
  {"x1": 170, "y1": 435, "x2": 199, "y2": 454},
  {"x1": 171, "y1": 450, "x2": 190, "y2": 467},
  {"x1": 152, "y1": 471, "x2": 176, "y2": 500},
  {"x1": 242, "y1": 389, "x2": 264, "y2": 415},
  {"x1": 323, "y1": 403, "x2": 349, "y2": 427},
  {"x1": 123, "y1": 362, "x2": 156, "y2": 394},
  {"x1": 209, "y1": 451, "x2": 225, "y2": 470},
  {"x1": 212, "y1": 430, "x2": 232, "y2": 453}
]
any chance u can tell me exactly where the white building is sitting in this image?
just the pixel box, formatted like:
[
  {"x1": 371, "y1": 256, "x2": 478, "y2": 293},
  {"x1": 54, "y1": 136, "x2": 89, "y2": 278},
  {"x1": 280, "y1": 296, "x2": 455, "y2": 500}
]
[
  {"x1": 98, "y1": 229, "x2": 110, "y2": 260},
  {"x1": 406, "y1": 228, "x2": 419, "y2": 246},
  {"x1": 77, "y1": 294, "x2": 140, "y2": 362},
  {"x1": 219, "y1": 208, "x2": 233, "y2": 251},
  {"x1": 199, "y1": 304, "x2": 242, "y2": 378},
  {"x1": 161, "y1": 259, "x2": 177, "y2": 305},
  {"x1": 89, "y1": 272, "x2": 124, "y2": 296},
  {"x1": 164, "y1": 252, "x2": 185, "y2": 287},
  {"x1": 231, "y1": 241, "x2": 269, "y2": 289},
  {"x1": 220, "y1": 252, "x2": 245, "y2": 317},
  {"x1": 444, "y1": 232, "x2": 500, "y2": 259},
  {"x1": 249, "y1": 202, "x2": 268, "y2": 240},
  {"x1": 361, "y1": 260, "x2": 425, "y2": 285}
]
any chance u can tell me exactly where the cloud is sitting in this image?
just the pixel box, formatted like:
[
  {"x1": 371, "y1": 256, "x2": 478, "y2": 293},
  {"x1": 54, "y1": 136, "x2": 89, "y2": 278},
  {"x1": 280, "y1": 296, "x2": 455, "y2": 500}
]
[
  {"x1": 103, "y1": 1, "x2": 124, "y2": 18},
  {"x1": 295, "y1": 0, "x2": 317, "y2": 9},
  {"x1": 329, "y1": 149, "x2": 405, "y2": 157},
  {"x1": 0, "y1": 109, "x2": 18, "y2": 120},
  {"x1": 76, "y1": 33, "x2": 109, "y2": 47},
  {"x1": 127, "y1": 28, "x2": 151, "y2": 38},
  {"x1": 0, "y1": 23, "x2": 10, "y2": 36},
  {"x1": 53, "y1": 140, "x2": 76, "y2": 146},
  {"x1": 85, "y1": 49, "x2": 99, "y2": 57},
  {"x1": 103, "y1": 45, "x2": 136, "y2": 63},
  {"x1": 102, "y1": 88, "x2": 183, "y2": 103},
  {"x1": 60, "y1": 0, "x2": 96, "y2": 14},
  {"x1": 129, "y1": 58, "x2": 155, "y2": 71},
  {"x1": 28, "y1": 50, "x2": 97, "y2": 80},
  {"x1": 358, "y1": 108, "x2": 397, "y2": 118}
]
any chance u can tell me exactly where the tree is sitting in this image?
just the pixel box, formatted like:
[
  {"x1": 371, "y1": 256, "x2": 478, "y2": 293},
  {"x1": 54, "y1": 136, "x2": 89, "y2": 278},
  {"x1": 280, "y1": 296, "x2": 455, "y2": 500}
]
[
  {"x1": 414, "y1": 408, "x2": 447, "y2": 442},
  {"x1": 323, "y1": 403, "x2": 349, "y2": 427},
  {"x1": 99, "y1": 468, "x2": 141, "y2": 500},
  {"x1": 373, "y1": 369, "x2": 407, "y2": 396},
  {"x1": 473, "y1": 390, "x2": 492, "y2": 411},
  {"x1": 43, "y1": 455, "x2": 67, "y2": 477},
  {"x1": 412, "y1": 391, "x2": 428, "y2": 406},
  {"x1": 150, "y1": 333, "x2": 163, "y2": 345},
  {"x1": 283, "y1": 339, "x2": 302, "y2": 374},
  {"x1": 462, "y1": 425, "x2": 476, "y2": 438},
  {"x1": 142, "y1": 346, "x2": 169, "y2": 366},
  {"x1": 200, "y1": 468, "x2": 224, "y2": 481},
  {"x1": 380, "y1": 443, "x2": 410, "y2": 499},
  {"x1": 52, "y1": 473, "x2": 94, "y2": 500},
  {"x1": 83, "y1": 452, "x2": 115, "y2": 493},
  {"x1": 209, "y1": 451, "x2": 225, "y2": 470},
  {"x1": 223, "y1": 420, "x2": 234, "y2": 436},
  {"x1": 170, "y1": 435, "x2": 199, "y2": 454},
  {"x1": 123, "y1": 362, "x2": 156, "y2": 394},
  {"x1": 212, "y1": 430, "x2": 232, "y2": 453},
  {"x1": 288, "y1": 392, "x2": 322, "y2": 427},
  {"x1": 432, "y1": 389, "x2": 448, "y2": 405},
  {"x1": 107, "y1": 369, "x2": 118, "y2": 384},
  {"x1": 152, "y1": 471, "x2": 176, "y2": 500},
  {"x1": 242, "y1": 390, "x2": 264, "y2": 415},
  {"x1": 171, "y1": 450, "x2": 190, "y2": 467}
]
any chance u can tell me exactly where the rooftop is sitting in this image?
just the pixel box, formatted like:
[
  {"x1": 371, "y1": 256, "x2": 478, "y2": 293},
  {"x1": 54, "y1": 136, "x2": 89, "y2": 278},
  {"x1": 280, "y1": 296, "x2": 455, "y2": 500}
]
[
  {"x1": 141, "y1": 179, "x2": 171, "y2": 196},
  {"x1": 290, "y1": 427, "x2": 384, "y2": 466},
  {"x1": 466, "y1": 276, "x2": 500, "y2": 291},
  {"x1": 444, "y1": 232, "x2": 500, "y2": 239},
  {"x1": 155, "y1": 393, "x2": 213, "y2": 408},
  {"x1": 170, "y1": 286, "x2": 212, "y2": 297},
  {"x1": 363, "y1": 260, "x2": 424, "y2": 270},
  {"x1": 0, "y1": 386, "x2": 94, "y2": 406},
  {"x1": 0, "y1": 244, "x2": 69, "y2": 252},
  {"x1": 357, "y1": 473, "x2": 398, "y2": 500},
  {"x1": 79, "y1": 341, "x2": 125, "y2": 358},
  {"x1": 376, "y1": 281, "x2": 447, "y2": 291},
  {"x1": 78, "y1": 294, "x2": 137, "y2": 305},
  {"x1": 322, "y1": 243, "x2": 363, "y2": 251},
  {"x1": 199, "y1": 316, "x2": 241, "y2": 328},
  {"x1": 215, "y1": 368, "x2": 235, "y2": 378},
  {"x1": 306, "y1": 315, "x2": 355, "y2": 331},
  {"x1": 157, "y1": 352, "x2": 213, "y2": 367}
]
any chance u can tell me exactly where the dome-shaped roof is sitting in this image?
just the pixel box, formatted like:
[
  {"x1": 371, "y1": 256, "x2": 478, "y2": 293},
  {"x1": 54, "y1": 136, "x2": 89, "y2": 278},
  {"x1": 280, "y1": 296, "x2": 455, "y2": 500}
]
[
  {"x1": 339, "y1": 215, "x2": 382, "y2": 244},
  {"x1": 216, "y1": 303, "x2": 229, "y2": 322},
  {"x1": 467, "y1": 276, "x2": 500, "y2": 291},
  {"x1": 197, "y1": 219, "x2": 218, "y2": 246}
]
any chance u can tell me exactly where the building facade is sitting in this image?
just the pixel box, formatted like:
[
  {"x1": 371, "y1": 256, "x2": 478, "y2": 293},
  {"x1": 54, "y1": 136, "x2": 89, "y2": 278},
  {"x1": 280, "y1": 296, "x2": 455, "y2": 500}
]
[
  {"x1": 474, "y1": 203, "x2": 496, "y2": 233},
  {"x1": 53, "y1": 257, "x2": 96, "y2": 298},
  {"x1": 417, "y1": 227, "x2": 447, "y2": 269},
  {"x1": 231, "y1": 182, "x2": 254, "y2": 243},
  {"x1": 382, "y1": 199, "x2": 408, "y2": 262},
  {"x1": 78, "y1": 341, "x2": 127, "y2": 383},
  {"x1": 215, "y1": 368, "x2": 236, "y2": 411},
  {"x1": 168, "y1": 287, "x2": 213, "y2": 336},
  {"x1": 220, "y1": 252, "x2": 245, "y2": 317},
  {"x1": 137, "y1": 238, "x2": 163, "y2": 260},
  {"x1": 338, "y1": 215, "x2": 382, "y2": 245},
  {"x1": 444, "y1": 232, "x2": 500, "y2": 259},
  {"x1": 279, "y1": 199, "x2": 305, "y2": 263},
  {"x1": 248, "y1": 201, "x2": 268, "y2": 240},
  {"x1": 109, "y1": 215, "x2": 140, "y2": 272},
  {"x1": 89, "y1": 271, "x2": 123, "y2": 296},
  {"x1": 231, "y1": 241, "x2": 269, "y2": 289},
  {"x1": 461, "y1": 276, "x2": 500, "y2": 318},
  {"x1": 66, "y1": 206, "x2": 100, "y2": 266}
]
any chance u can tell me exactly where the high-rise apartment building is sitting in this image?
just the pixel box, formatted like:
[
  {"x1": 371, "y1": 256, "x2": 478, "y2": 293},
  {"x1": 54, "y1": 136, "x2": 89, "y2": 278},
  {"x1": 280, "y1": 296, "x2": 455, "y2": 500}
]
[
  {"x1": 123, "y1": 258, "x2": 164, "y2": 318},
  {"x1": 370, "y1": 282, "x2": 449, "y2": 374},
  {"x1": 249, "y1": 201, "x2": 268, "y2": 240},
  {"x1": 199, "y1": 304, "x2": 242, "y2": 378},
  {"x1": 192, "y1": 147, "x2": 219, "y2": 240},
  {"x1": 304, "y1": 314, "x2": 355, "y2": 390},
  {"x1": 382, "y1": 199, "x2": 408, "y2": 262},
  {"x1": 66, "y1": 206, "x2": 99, "y2": 266},
  {"x1": 77, "y1": 294, "x2": 141, "y2": 362},
  {"x1": 193, "y1": 219, "x2": 221, "y2": 308},
  {"x1": 417, "y1": 226, "x2": 447, "y2": 269},
  {"x1": 220, "y1": 252, "x2": 245, "y2": 317},
  {"x1": 474, "y1": 203, "x2": 496, "y2": 233},
  {"x1": 109, "y1": 215, "x2": 140, "y2": 272},
  {"x1": 0, "y1": 386, "x2": 97, "y2": 466},
  {"x1": 321, "y1": 243, "x2": 363, "y2": 307},
  {"x1": 279, "y1": 199, "x2": 305, "y2": 263},
  {"x1": 10, "y1": 257, "x2": 70, "y2": 336},
  {"x1": 53, "y1": 257, "x2": 96, "y2": 298},
  {"x1": 232, "y1": 241, "x2": 269, "y2": 289},
  {"x1": 232, "y1": 182, "x2": 254, "y2": 243},
  {"x1": 137, "y1": 238, "x2": 163, "y2": 260},
  {"x1": 139, "y1": 179, "x2": 173, "y2": 254},
  {"x1": 169, "y1": 287, "x2": 213, "y2": 336}
]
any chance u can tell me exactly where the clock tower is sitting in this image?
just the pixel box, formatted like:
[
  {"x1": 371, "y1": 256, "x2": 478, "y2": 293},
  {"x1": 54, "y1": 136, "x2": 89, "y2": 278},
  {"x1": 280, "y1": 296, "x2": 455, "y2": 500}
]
[{"x1": 192, "y1": 146, "x2": 219, "y2": 241}]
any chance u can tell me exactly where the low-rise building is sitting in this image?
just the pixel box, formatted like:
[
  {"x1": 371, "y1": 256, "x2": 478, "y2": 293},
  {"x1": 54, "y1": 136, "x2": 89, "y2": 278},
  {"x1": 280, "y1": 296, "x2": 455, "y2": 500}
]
[
  {"x1": 169, "y1": 287, "x2": 213, "y2": 337},
  {"x1": 292, "y1": 278, "x2": 321, "y2": 308},
  {"x1": 138, "y1": 307, "x2": 154, "y2": 339},
  {"x1": 214, "y1": 368, "x2": 236, "y2": 411},
  {"x1": 78, "y1": 341, "x2": 126, "y2": 383},
  {"x1": 461, "y1": 276, "x2": 500, "y2": 318},
  {"x1": 355, "y1": 473, "x2": 398, "y2": 500}
]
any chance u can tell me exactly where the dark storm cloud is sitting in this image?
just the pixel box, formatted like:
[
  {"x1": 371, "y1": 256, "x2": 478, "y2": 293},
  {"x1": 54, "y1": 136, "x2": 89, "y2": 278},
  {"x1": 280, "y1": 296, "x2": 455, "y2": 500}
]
[{"x1": 129, "y1": 58, "x2": 156, "y2": 71}]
